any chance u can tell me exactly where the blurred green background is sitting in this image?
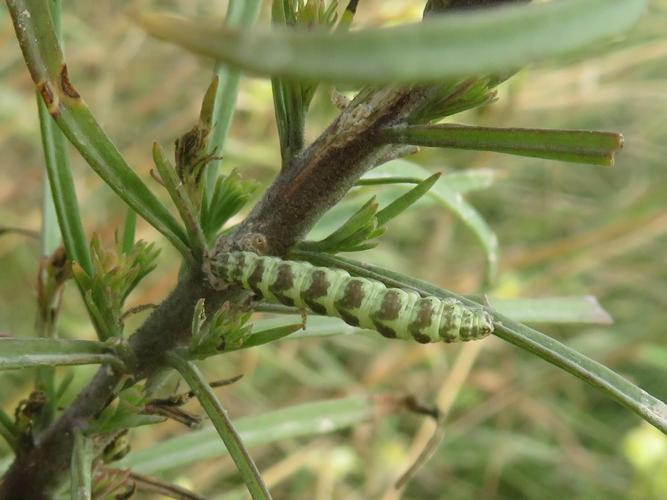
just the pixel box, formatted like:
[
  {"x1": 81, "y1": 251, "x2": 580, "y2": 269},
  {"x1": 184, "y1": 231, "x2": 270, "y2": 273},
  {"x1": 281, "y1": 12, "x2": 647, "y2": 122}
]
[{"x1": 1, "y1": 1, "x2": 666, "y2": 498}]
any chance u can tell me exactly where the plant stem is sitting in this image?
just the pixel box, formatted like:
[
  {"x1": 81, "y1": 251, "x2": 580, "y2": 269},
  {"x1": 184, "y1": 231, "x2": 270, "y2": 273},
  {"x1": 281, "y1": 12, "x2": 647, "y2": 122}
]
[
  {"x1": 70, "y1": 428, "x2": 92, "y2": 500},
  {"x1": 167, "y1": 352, "x2": 271, "y2": 500}
]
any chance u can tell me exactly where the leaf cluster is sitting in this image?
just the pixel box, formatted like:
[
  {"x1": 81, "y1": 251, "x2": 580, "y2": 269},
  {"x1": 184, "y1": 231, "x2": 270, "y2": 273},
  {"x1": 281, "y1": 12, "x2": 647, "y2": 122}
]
[
  {"x1": 72, "y1": 235, "x2": 159, "y2": 340},
  {"x1": 188, "y1": 299, "x2": 252, "y2": 358},
  {"x1": 298, "y1": 173, "x2": 440, "y2": 253}
]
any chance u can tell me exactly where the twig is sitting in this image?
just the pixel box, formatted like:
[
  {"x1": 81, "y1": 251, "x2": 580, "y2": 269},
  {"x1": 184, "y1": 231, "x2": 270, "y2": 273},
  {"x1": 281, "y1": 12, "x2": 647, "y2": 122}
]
[
  {"x1": 120, "y1": 303, "x2": 158, "y2": 321},
  {"x1": 125, "y1": 470, "x2": 207, "y2": 500}
]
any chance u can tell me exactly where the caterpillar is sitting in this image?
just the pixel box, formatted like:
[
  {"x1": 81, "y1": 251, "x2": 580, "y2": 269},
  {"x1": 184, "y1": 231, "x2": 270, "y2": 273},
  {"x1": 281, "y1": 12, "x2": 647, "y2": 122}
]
[{"x1": 213, "y1": 252, "x2": 494, "y2": 344}]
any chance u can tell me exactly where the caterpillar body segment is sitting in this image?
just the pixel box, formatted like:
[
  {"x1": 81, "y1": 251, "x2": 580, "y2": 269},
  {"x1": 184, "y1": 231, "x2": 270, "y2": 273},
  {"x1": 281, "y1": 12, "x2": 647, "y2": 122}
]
[{"x1": 215, "y1": 252, "x2": 494, "y2": 343}]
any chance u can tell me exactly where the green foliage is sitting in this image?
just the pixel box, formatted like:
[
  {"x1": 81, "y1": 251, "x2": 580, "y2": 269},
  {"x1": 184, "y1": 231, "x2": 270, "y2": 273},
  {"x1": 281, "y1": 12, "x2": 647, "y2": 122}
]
[
  {"x1": 138, "y1": 0, "x2": 647, "y2": 84},
  {"x1": 90, "y1": 386, "x2": 165, "y2": 435},
  {"x1": 201, "y1": 170, "x2": 257, "y2": 243},
  {"x1": 271, "y1": 0, "x2": 348, "y2": 164},
  {"x1": 355, "y1": 160, "x2": 499, "y2": 281},
  {"x1": 167, "y1": 353, "x2": 271, "y2": 499},
  {"x1": 121, "y1": 395, "x2": 375, "y2": 474},
  {"x1": 206, "y1": 0, "x2": 263, "y2": 188},
  {"x1": 152, "y1": 142, "x2": 207, "y2": 258},
  {"x1": 408, "y1": 77, "x2": 500, "y2": 124},
  {"x1": 188, "y1": 299, "x2": 252, "y2": 358},
  {"x1": 299, "y1": 173, "x2": 440, "y2": 253},
  {"x1": 72, "y1": 235, "x2": 159, "y2": 340},
  {"x1": 296, "y1": 251, "x2": 667, "y2": 432},
  {"x1": 70, "y1": 428, "x2": 92, "y2": 500}
]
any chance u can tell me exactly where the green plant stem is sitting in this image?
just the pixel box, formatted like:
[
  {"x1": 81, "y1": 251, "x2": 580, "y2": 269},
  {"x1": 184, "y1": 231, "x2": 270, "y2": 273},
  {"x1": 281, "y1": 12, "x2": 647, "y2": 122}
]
[
  {"x1": 70, "y1": 428, "x2": 92, "y2": 500},
  {"x1": 0, "y1": 339, "x2": 126, "y2": 372},
  {"x1": 294, "y1": 251, "x2": 667, "y2": 434},
  {"x1": 167, "y1": 352, "x2": 271, "y2": 500},
  {"x1": 206, "y1": 0, "x2": 263, "y2": 191}
]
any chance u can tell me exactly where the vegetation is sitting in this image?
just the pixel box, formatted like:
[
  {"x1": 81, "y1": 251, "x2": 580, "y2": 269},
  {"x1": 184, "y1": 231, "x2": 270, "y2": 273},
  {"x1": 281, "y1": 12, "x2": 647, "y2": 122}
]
[{"x1": 0, "y1": 0, "x2": 665, "y2": 498}]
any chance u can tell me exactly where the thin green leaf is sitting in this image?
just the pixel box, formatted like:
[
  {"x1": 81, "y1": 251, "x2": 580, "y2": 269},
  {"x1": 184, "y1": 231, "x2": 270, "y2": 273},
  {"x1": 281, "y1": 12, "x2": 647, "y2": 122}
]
[
  {"x1": 253, "y1": 295, "x2": 613, "y2": 329},
  {"x1": 337, "y1": 0, "x2": 359, "y2": 32},
  {"x1": 309, "y1": 162, "x2": 496, "y2": 264},
  {"x1": 429, "y1": 175, "x2": 498, "y2": 282},
  {"x1": 206, "y1": 0, "x2": 263, "y2": 190},
  {"x1": 152, "y1": 143, "x2": 206, "y2": 258},
  {"x1": 137, "y1": 0, "x2": 647, "y2": 84},
  {"x1": 300, "y1": 197, "x2": 378, "y2": 252},
  {"x1": 365, "y1": 162, "x2": 497, "y2": 194},
  {"x1": 240, "y1": 323, "x2": 305, "y2": 349},
  {"x1": 356, "y1": 176, "x2": 426, "y2": 187},
  {"x1": 0, "y1": 339, "x2": 124, "y2": 371},
  {"x1": 120, "y1": 395, "x2": 374, "y2": 474},
  {"x1": 55, "y1": 369, "x2": 75, "y2": 404},
  {"x1": 0, "y1": 409, "x2": 17, "y2": 453},
  {"x1": 70, "y1": 428, "x2": 92, "y2": 500},
  {"x1": 490, "y1": 296, "x2": 613, "y2": 325},
  {"x1": 59, "y1": 106, "x2": 190, "y2": 257},
  {"x1": 251, "y1": 313, "x2": 373, "y2": 341},
  {"x1": 38, "y1": 0, "x2": 64, "y2": 258},
  {"x1": 296, "y1": 252, "x2": 667, "y2": 434},
  {"x1": 37, "y1": 96, "x2": 92, "y2": 274},
  {"x1": 437, "y1": 169, "x2": 497, "y2": 194},
  {"x1": 90, "y1": 386, "x2": 166, "y2": 435},
  {"x1": 381, "y1": 124, "x2": 624, "y2": 166},
  {"x1": 34, "y1": 1, "x2": 67, "y2": 429},
  {"x1": 40, "y1": 167, "x2": 60, "y2": 257},
  {"x1": 375, "y1": 173, "x2": 440, "y2": 225},
  {"x1": 167, "y1": 353, "x2": 271, "y2": 500},
  {"x1": 121, "y1": 208, "x2": 137, "y2": 254},
  {"x1": 201, "y1": 170, "x2": 256, "y2": 242},
  {"x1": 270, "y1": 1, "x2": 304, "y2": 165},
  {"x1": 9, "y1": 0, "x2": 191, "y2": 258},
  {"x1": 362, "y1": 159, "x2": 498, "y2": 280}
]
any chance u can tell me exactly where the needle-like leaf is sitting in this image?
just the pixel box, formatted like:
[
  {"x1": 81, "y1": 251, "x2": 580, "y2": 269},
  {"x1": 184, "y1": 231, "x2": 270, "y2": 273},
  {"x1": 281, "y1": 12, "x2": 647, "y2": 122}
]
[{"x1": 137, "y1": 0, "x2": 646, "y2": 84}]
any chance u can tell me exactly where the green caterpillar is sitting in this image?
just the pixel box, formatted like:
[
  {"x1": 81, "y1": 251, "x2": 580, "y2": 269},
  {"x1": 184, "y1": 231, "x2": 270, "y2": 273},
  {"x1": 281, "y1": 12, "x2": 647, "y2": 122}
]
[{"x1": 214, "y1": 252, "x2": 494, "y2": 343}]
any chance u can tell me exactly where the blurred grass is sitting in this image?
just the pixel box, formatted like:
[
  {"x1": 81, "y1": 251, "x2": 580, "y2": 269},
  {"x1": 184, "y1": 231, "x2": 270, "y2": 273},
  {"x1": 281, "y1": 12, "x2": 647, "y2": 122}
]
[{"x1": 1, "y1": 1, "x2": 666, "y2": 499}]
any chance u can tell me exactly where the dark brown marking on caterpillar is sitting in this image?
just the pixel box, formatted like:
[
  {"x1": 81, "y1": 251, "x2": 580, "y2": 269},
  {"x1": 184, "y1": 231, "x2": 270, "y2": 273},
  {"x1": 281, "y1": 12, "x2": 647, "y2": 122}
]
[
  {"x1": 269, "y1": 263, "x2": 296, "y2": 306},
  {"x1": 302, "y1": 269, "x2": 330, "y2": 315},
  {"x1": 248, "y1": 259, "x2": 265, "y2": 297}
]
